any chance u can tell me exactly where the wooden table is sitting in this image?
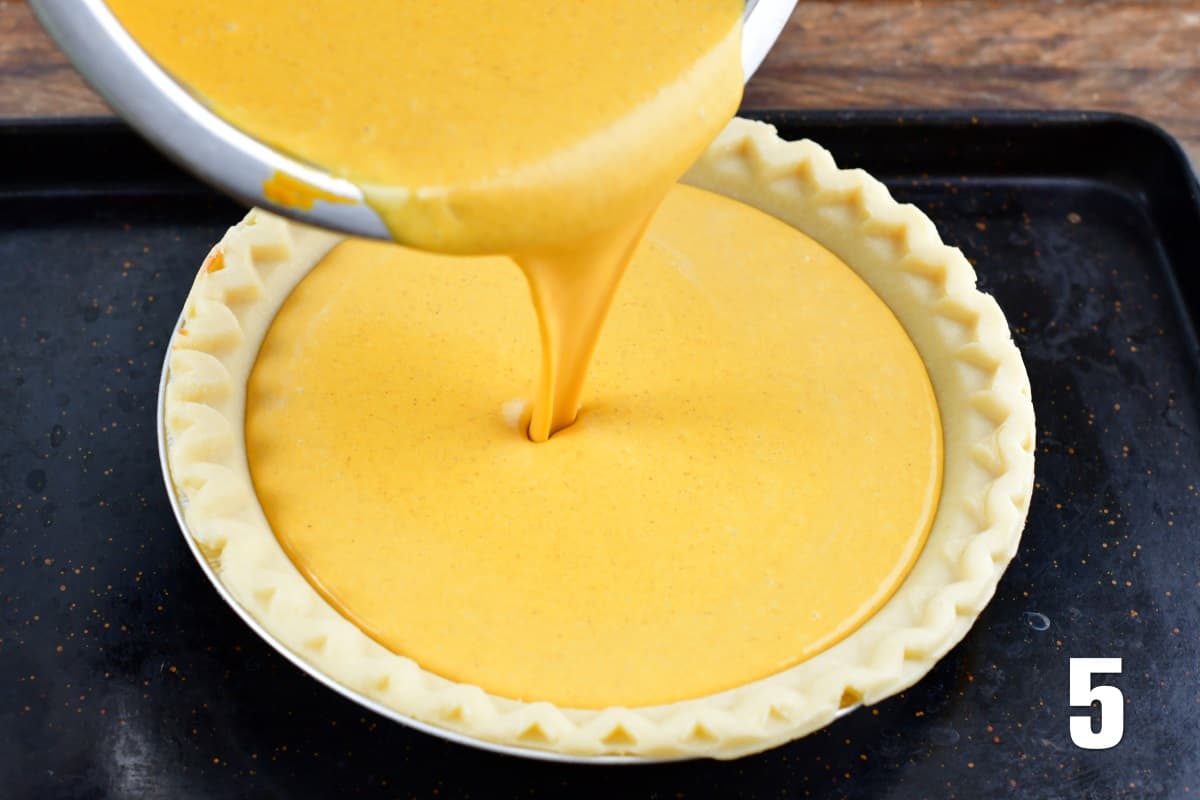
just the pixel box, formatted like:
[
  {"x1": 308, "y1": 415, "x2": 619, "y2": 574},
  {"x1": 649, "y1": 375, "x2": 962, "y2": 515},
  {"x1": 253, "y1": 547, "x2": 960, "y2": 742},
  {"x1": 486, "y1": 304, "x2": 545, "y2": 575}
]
[{"x1": 2, "y1": 0, "x2": 1198, "y2": 165}]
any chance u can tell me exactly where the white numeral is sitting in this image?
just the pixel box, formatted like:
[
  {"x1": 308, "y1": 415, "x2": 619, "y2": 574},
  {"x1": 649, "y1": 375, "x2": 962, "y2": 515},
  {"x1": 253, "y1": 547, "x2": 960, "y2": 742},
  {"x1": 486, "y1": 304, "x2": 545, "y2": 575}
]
[{"x1": 1069, "y1": 657, "x2": 1124, "y2": 750}]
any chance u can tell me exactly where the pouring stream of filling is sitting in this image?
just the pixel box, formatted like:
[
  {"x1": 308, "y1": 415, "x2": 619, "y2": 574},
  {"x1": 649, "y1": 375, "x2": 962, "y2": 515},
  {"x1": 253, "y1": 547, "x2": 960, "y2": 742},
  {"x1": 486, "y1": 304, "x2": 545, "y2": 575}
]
[{"x1": 108, "y1": 0, "x2": 745, "y2": 439}]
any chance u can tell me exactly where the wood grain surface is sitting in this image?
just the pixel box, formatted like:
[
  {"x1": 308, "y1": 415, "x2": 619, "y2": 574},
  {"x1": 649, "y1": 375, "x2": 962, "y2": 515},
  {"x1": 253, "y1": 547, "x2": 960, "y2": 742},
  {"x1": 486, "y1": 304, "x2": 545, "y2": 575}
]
[{"x1": 2, "y1": 0, "x2": 1198, "y2": 164}]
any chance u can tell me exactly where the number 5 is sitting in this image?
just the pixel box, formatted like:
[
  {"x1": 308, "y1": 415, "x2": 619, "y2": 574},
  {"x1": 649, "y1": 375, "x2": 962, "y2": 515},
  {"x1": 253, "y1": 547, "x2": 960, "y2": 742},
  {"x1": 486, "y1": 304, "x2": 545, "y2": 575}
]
[{"x1": 1069, "y1": 657, "x2": 1123, "y2": 750}]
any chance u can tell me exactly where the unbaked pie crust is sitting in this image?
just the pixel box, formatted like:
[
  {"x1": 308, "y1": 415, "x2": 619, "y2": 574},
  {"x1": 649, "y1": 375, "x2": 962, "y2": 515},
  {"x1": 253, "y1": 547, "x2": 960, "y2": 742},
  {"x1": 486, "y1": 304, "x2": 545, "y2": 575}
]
[{"x1": 161, "y1": 118, "x2": 1036, "y2": 759}]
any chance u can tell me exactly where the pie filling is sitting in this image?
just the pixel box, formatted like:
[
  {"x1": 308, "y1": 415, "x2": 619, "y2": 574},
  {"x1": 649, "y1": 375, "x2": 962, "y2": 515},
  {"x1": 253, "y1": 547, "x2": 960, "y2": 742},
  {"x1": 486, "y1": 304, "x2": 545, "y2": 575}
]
[{"x1": 245, "y1": 184, "x2": 944, "y2": 709}]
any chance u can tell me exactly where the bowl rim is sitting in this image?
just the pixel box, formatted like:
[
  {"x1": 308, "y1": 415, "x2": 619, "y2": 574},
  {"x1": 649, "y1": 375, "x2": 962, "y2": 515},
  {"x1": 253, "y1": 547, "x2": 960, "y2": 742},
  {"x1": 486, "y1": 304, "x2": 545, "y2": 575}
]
[{"x1": 31, "y1": 0, "x2": 798, "y2": 243}]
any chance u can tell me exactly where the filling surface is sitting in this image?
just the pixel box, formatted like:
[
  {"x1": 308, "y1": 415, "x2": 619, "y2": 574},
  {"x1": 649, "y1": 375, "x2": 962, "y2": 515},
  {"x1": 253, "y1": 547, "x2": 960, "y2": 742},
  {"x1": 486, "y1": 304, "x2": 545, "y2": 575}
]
[{"x1": 245, "y1": 185, "x2": 944, "y2": 708}]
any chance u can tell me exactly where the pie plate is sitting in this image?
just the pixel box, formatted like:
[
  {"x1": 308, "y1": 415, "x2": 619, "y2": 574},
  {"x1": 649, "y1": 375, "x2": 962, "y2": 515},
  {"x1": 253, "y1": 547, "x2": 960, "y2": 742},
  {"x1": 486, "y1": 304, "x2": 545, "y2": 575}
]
[{"x1": 157, "y1": 118, "x2": 1036, "y2": 761}]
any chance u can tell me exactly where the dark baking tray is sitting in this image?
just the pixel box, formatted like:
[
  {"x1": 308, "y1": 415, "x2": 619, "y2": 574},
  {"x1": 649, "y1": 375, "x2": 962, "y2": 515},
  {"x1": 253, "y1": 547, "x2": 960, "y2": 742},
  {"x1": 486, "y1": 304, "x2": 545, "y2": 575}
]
[{"x1": 2, "y1": 111, "x2": 1198, "y2": 799}]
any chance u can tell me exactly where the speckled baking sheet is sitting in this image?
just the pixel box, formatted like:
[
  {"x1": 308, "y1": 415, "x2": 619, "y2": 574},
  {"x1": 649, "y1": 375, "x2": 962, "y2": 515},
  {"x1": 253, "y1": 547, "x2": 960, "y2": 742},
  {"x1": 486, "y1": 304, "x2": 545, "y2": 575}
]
[{"x1": 2, "y1": 112, "x2": 1198, "y2": 799}]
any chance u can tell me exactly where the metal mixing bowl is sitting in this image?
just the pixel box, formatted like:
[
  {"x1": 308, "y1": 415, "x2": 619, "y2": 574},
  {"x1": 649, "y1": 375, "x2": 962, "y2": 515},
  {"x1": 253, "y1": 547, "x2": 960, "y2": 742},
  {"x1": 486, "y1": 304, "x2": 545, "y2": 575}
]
[{"x1": 31, "y1": 0, "x2": 798, "y2": 241}]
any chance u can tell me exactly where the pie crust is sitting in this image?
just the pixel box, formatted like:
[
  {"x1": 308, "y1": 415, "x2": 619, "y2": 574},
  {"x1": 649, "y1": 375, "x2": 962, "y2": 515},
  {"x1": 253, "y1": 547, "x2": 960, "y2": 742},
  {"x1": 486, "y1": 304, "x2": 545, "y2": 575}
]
[{"x1": 161, "y1": 117, "x2": 1036, "y2": 759}]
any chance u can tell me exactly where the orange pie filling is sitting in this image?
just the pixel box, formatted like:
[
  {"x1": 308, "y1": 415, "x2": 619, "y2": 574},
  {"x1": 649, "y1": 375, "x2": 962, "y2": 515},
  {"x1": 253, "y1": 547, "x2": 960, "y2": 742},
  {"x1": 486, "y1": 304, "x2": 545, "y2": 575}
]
[{"x1": 245, "y1": 185, "x2": 944, "y2": 709}]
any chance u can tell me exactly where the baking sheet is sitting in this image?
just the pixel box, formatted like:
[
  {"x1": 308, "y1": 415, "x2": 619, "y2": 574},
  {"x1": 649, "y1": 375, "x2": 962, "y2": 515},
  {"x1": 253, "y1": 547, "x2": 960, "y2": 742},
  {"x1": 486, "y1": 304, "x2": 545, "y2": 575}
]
[{"x1": 1, "y1": 111, "x2": 1198, "y2": 798}]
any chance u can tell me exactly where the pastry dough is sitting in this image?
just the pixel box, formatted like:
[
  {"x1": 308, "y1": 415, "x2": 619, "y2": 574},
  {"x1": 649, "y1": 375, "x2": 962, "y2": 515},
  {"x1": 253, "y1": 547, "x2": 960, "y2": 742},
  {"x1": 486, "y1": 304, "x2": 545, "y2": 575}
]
[{"x1": 161, "y1": 118, "x2": 1035, "y2": 758}]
